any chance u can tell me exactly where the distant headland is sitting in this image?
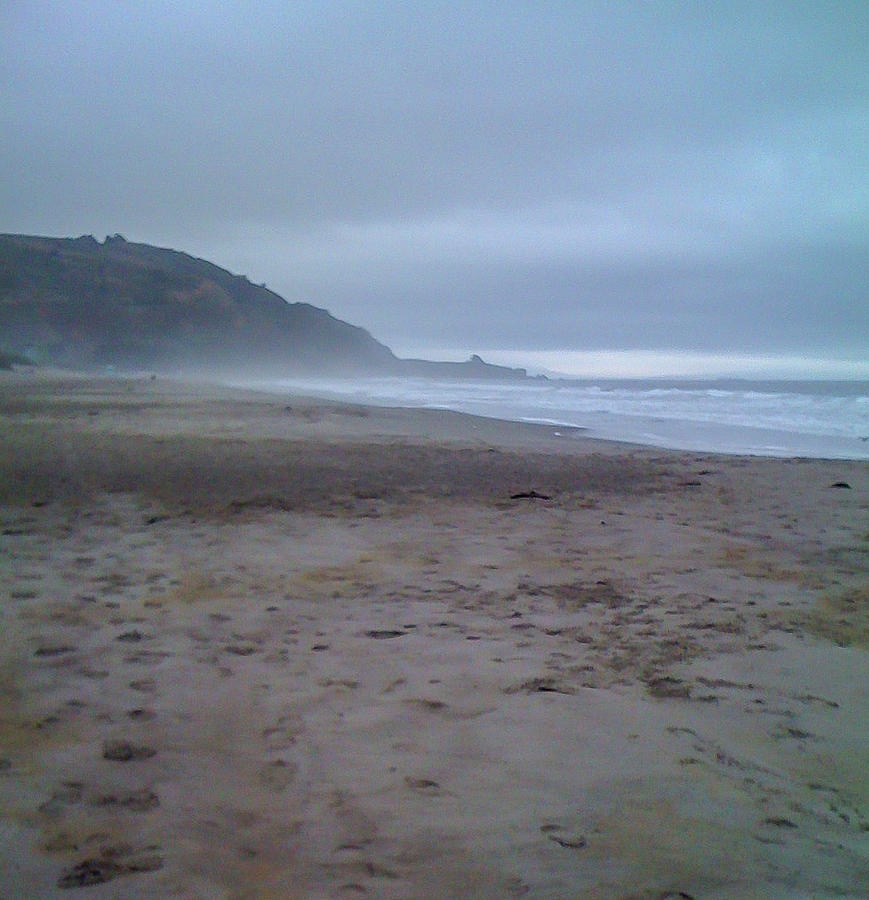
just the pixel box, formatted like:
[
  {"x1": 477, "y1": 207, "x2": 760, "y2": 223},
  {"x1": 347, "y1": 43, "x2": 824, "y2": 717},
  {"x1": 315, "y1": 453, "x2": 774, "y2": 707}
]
[{"x1": 0, "y1": 233, "x2": 530, "y2": 380}]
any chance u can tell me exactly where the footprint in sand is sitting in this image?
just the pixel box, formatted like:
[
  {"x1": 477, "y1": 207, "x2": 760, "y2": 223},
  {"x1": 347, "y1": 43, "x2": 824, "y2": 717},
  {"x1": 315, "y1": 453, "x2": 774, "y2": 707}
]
[
  {"x1": 262, "y1": 715, "x2": 300, "y2": 751},
  {"x1": 404, "y1": 777, "x2": 442, "y2": 797},
  {"x1": 57, "y1": 848, "x2": 163, "y2": 889},
  {"x1": 39, "y1": 783, "x2": 83, "y2": 815},
  {"x1": 34, "y1": 644, "x2": 77, "y2": 657},
  {"x1": 540, "y1": 823, "x2": 587, "y2": 849},
  {"x1": 257, "y1": 759, "x2": 298, "y2": 792},
  {"x1": 116, "y1": 629, "x2": 146, "y2": 642},
  {"x1": 224, "y1": 642, "x2": 259, "y2": 656},
  {"x1": 102, "y1": 740, "x2": 156, "y2": 761},
  {"x1": 403, "y1": 698, "x2": 448, "y2": 712},
  {"x1": 94, "y1": 789, "x2": 160, "y2": 812}
]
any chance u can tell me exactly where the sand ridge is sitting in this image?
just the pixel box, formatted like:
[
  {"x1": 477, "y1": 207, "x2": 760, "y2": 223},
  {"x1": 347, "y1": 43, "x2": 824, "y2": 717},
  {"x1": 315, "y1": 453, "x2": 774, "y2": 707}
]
[{"x1": 0, "y1": 372, "x2": 867, "y2": 898}]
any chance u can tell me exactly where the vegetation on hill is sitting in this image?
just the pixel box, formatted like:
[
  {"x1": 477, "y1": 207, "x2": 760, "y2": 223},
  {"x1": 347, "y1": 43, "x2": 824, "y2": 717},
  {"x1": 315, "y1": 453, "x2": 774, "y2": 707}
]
[
  {"x1": 0, "y1": 233, "x2": 528, "y2": 379},
  {"x1": 0, "y1": 233, "x2": 395, "y2": 374}
]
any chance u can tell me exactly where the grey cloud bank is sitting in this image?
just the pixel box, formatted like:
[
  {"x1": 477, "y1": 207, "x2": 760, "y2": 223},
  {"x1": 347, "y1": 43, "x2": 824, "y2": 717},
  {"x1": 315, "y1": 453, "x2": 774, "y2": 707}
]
[{"x1": 3, "y1": 1, "x2": 867, "y2": 375}]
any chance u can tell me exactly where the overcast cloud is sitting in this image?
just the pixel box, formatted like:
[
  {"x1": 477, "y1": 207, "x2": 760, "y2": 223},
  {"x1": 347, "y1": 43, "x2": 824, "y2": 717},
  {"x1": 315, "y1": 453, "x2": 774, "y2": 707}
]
[{"x1": 2, "y1": 1, "x2": 867, "y2": 372}]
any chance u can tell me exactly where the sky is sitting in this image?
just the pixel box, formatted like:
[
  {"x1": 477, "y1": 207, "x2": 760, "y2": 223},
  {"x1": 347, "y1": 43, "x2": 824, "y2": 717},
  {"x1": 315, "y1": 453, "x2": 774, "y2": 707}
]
[{"x1": 2, "y1": 1, "x2": 867, "y2": 377}]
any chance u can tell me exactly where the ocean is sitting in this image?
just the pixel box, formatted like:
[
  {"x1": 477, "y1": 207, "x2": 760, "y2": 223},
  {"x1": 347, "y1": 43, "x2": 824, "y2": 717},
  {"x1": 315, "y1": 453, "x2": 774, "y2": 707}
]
[{"x1": 244, "y1": 376, "x2": 869, "y2": 460}]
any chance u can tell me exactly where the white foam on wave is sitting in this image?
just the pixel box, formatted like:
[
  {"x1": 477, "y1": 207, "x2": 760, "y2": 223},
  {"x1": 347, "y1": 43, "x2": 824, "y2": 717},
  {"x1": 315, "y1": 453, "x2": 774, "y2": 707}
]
[{"x1": 241, "y1": 376, "x2": 869, "y2": 459}]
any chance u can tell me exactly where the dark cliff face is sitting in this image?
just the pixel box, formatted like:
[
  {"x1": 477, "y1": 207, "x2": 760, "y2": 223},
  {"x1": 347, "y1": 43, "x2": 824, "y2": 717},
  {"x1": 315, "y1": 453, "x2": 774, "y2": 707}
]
[
  {"x1": 0, "y1": 233, "x2": 530, "y2": 380},
  {"x1": 0, "y1": 233, "x2": 397, "y2": 375}
]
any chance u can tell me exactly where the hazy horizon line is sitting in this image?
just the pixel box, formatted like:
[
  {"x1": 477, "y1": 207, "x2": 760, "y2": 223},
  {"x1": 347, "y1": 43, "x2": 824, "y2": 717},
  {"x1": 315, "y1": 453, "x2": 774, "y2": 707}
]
[{"x1": 391, "y1": 347, "x2": 869, "y2": 381}]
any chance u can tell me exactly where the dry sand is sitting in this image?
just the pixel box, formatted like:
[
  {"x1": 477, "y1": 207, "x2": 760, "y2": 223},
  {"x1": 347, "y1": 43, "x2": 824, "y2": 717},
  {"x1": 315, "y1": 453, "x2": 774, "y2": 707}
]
[{"x1": 0, "y1": 371, "x2": 867, "y2": 899}]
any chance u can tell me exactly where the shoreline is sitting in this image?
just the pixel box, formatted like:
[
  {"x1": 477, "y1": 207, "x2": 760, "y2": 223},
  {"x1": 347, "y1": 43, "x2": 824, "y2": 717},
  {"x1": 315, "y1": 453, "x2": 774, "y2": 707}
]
[
  {"x1": 7, "y1": 366, "x2": 868, "y2": 461},
  {"x1": 228, "y1": 373, "x2": 869, "y2": 462},
  {"x1": 1, "y1": 372, "x2": 867, "y2": 898}
]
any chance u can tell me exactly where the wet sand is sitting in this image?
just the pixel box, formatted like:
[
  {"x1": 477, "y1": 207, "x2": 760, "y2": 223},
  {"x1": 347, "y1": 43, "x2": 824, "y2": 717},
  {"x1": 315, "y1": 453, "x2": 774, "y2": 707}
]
[{"x1": 1, "y1": 371, "x2": 867, "y2": 898}]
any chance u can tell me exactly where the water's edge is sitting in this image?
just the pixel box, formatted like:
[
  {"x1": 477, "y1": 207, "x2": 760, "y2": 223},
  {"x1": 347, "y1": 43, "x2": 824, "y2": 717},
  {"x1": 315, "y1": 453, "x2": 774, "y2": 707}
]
[{"x1": 236, "y1": 377, "x2": 869, "y2": 460}]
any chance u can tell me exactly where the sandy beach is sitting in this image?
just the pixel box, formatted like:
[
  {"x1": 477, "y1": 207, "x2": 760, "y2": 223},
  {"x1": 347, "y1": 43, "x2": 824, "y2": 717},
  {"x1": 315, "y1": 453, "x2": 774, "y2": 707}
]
[{"x1": 0, "y1": 371, "x2": 866, "y2": 899}]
